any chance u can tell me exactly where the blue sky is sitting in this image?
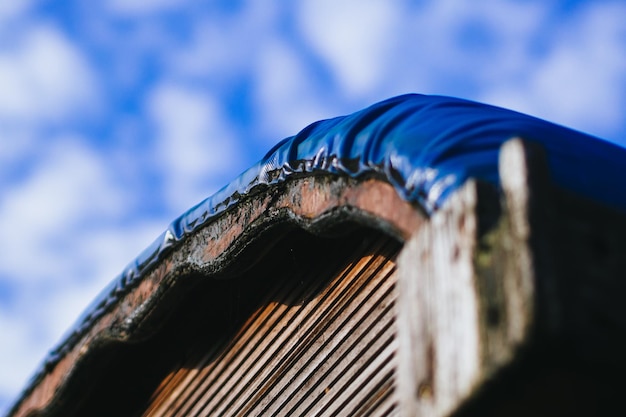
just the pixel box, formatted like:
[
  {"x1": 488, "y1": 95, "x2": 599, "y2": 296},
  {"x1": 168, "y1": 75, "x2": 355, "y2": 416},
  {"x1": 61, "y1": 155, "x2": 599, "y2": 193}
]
[{"x1": 1, "y1": 0, "x2": 626, "y2": 412}]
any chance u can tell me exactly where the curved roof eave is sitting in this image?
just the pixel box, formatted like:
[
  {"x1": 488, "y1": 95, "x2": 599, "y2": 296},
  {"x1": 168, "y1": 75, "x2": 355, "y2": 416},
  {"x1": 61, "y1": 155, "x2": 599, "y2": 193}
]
[
  {"x1": 11, "y1": 94, "x2": 626, "y2": 416},
  {"x1": 47, "y1": 93, "x2": 626, "y2": 375}
]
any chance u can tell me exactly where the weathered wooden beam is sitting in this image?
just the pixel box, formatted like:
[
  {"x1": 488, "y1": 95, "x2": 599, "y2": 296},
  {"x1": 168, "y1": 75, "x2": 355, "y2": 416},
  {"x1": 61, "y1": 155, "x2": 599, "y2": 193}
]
[
  {"x1": 396, "y1": 138, "x2": 626, "y2": 416},
  {"x1": 396, "y1": 138, "x2": 547, "y2": 416}
]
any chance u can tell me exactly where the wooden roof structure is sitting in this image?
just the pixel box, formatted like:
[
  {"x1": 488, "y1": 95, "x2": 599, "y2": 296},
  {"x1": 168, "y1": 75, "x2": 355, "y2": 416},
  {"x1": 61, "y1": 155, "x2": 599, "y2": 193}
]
[
  {"x1": 11, "y1": 172, "x2": 420, "y2": 417},
  {"x1": 7, "y1": 95, "x2": 626, "y2": 416}
]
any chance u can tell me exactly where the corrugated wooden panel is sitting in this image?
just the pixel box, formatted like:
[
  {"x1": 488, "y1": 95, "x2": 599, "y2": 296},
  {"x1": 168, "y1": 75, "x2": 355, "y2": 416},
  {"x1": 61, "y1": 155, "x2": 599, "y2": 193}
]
[{"x1": 141, "y1": 236, "x2": 400, "y2": 417}]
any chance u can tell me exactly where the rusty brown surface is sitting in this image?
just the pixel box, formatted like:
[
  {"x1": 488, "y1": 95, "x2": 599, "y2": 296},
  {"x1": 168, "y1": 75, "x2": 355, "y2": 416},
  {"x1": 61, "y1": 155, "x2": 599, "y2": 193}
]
[{"x1": 10, "y1": 175, "x2": 423, "y2": 417}]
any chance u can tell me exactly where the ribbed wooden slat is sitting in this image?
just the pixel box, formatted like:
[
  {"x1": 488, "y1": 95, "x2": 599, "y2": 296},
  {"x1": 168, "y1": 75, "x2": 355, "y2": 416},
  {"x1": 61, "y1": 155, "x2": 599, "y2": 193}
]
[
  {"x1": 179, "y1": 245, "x2": 372, "y2": 417},
  {"x1": 351, "y1": 372, "x2": 396, "y2": 416},
  {"x1": 163, "y1": 250, "x2": 344, "y2": 417},
  {"x1": 142, "y1": 235, "x2": 400, "y2": 417},
  {"x1": 194, "y1": 241, "x2": 393, "y2": 417},
  {"x1": 257, "y1": 272, "x2": 396, "y2": 416},
  {"x1": 144, "y1": 339, "x2": 228, "y2": 416},
  {"x1": 227, "y1": 252, "x2": 396, "y2": 416},
  {"x1": 145, "y1": 286, "x2": 286, "y2": 417}
]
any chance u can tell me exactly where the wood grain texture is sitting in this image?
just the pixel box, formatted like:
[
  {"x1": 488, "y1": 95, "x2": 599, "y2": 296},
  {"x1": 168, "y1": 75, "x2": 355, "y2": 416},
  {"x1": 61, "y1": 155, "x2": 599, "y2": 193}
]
[
  {"x1": 396, "y1": 139, "x2": 542, "y2": 416},
  {"x1": 396, "y1": 181, "x2": 483, "y2": 417},
  {"x1": 397, "y1": 138, "x2": 626, "y2": 416},
  {"x1": 140, "y1": 236, "x2": 401, "y2": 417}
]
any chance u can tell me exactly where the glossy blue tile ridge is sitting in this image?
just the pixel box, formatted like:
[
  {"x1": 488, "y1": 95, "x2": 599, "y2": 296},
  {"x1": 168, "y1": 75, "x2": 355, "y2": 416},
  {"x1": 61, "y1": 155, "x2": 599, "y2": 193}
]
[{"x1": 39, "y1": 93, "x2": 626, "y2": 380}]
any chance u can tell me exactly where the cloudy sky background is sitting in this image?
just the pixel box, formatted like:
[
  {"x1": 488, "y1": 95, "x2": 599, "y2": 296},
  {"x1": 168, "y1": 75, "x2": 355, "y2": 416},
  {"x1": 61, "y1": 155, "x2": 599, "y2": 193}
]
[{"x1": 1, "y1": 0, "x2": 626, "y2": 412}]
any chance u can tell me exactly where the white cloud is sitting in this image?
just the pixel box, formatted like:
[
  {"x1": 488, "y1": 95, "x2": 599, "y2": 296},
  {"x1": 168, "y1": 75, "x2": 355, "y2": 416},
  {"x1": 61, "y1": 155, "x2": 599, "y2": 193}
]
[
  {"x1": 0, "y1": 0, "x2": 34, "y2": 27},
  {"x1": 167, "y1": 3, "x2": 333, "y2": 143},
  {"x1": 533, "y1": 4, "x2": 626, "y2": 138},
  {"x1": 293, "y1": 0, "x2": 549, "y2": 107},
  {"x1": 0, "y1": 312, "x2": 44, "y2": 398},
  {"x1": 298, "y1": 0, "x2": 401, "y2": 98},
  {"x1": 0, "y1": 217, "x2": 163, "y2": 411},
  {"x1": 169, "y1": 22, "x2": 238, "y2": 80},
  {"x1": 252, "y1": 38, "x2": 339, "y2": 141},
  {"x1": 0, "y1": 280, "x2": 100, "y2": 406},
  {"x1": 481, "y1": 1, "x2": 626, "y2": 143},
  {"x1": 428, "y1": 0, "x2": 544, "y2": 77},
  {"x1": 105, "y1": 0, "x2": 188, "y2": 16},
  {"x1": 148, "y1": 83, "x2": 242, "y2": 211},
  {"x1": 353, "y1": 0, "x2": 547, "y2": 98},
  {"x1": 0, "y1": 138, "x2": 129, "y2": 283},
  {"x1": 38, "y1": 219, "x2": 166, "y2": 339},
  {"x1": 0, "y1": 24, "x2": 100, "y2": 125},
  {"x1": 167, "y1": 2, "x2": 280, "y2": 84},
  {"x1": 0, "y1": 129, "x2": 37, "y2": 178},
  {"x1": 0, "y1": 134, "x2": 166, "y2": 410}
]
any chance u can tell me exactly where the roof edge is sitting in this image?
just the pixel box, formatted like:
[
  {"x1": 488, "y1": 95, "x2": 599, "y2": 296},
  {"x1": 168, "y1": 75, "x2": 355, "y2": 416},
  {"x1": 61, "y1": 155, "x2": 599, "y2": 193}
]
[{"x1": 10, "y1": 175, "x2": 423, "y2": 417}]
